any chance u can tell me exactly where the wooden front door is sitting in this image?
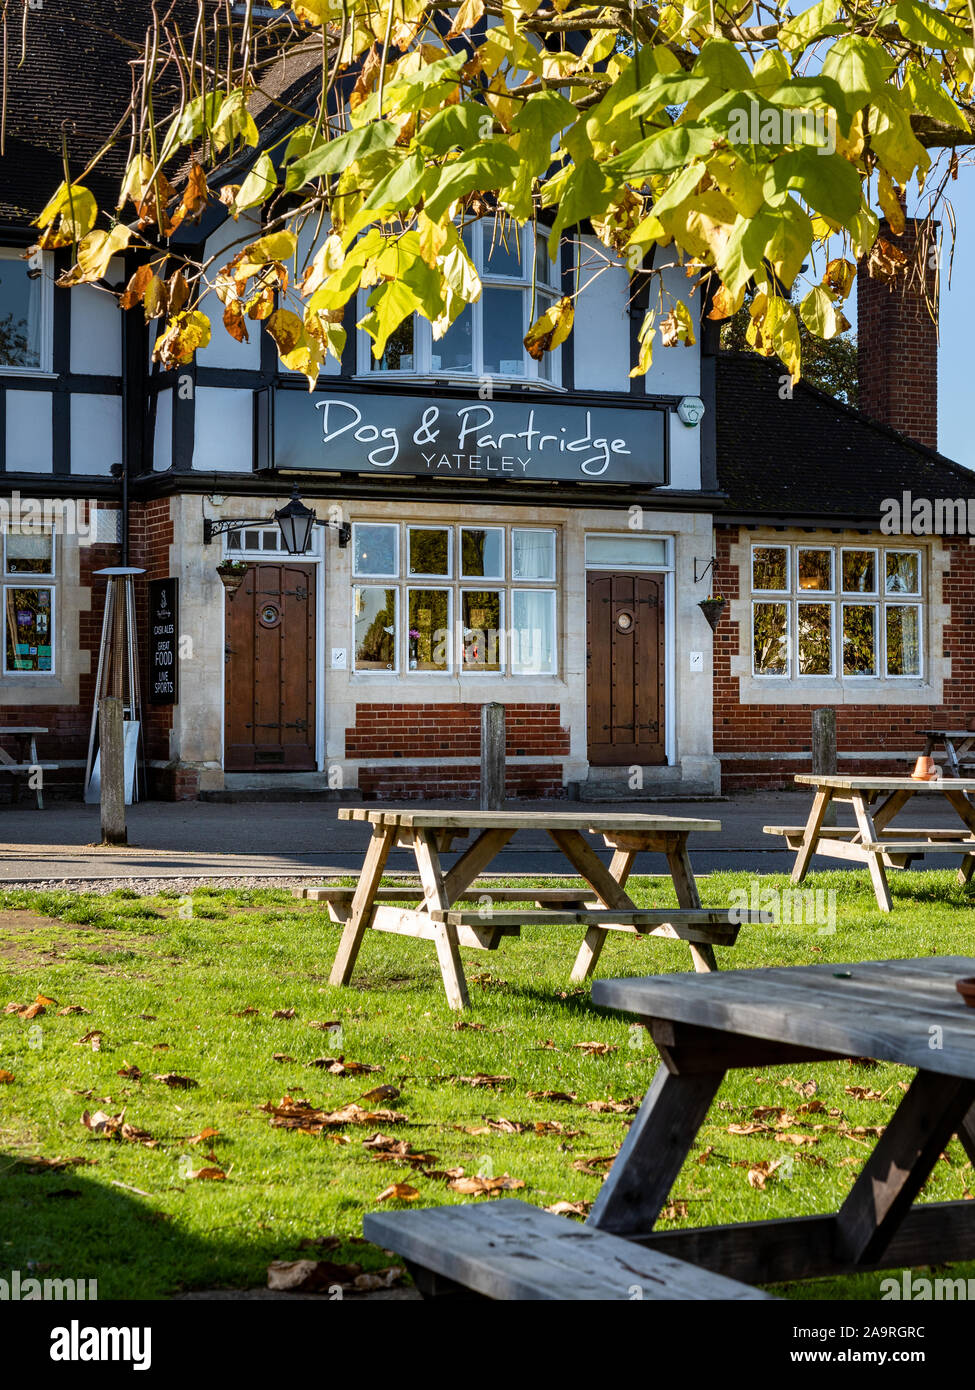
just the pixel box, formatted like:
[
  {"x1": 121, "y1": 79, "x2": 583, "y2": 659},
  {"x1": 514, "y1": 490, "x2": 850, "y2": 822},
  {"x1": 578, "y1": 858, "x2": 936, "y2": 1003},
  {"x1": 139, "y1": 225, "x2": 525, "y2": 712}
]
[
  {"x1": 586, "y1": 571, "x2": 666, "y2": 766},
  {"x1": 224, "y1": 563, "x2": 317, "y2": 772}
]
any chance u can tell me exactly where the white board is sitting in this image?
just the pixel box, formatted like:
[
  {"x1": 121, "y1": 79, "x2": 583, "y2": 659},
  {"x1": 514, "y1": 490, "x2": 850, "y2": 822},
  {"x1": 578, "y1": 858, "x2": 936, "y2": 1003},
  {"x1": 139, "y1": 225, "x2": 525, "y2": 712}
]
[{"x1": 84, "y1": 720, "x2": 140, "y2": 805}]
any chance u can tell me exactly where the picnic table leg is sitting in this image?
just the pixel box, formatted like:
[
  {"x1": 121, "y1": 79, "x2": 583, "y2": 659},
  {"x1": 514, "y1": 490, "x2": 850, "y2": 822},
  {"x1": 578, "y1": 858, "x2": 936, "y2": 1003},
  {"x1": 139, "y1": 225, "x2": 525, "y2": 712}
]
[
  {"x1": 328, "y1": 823, "x2": 395, "y2": 987},
  {"x1": 941, "y1": 788, "x2": 975, "y2": 884},
  {"x1": 790, "y1": 788, "x2": 833, "y2": 886},
  {"x1": 28, "y1": 734, "x2": 43, "y2": 810},
  {"x1": 587, "y1": 1063, "x2": 726, "y2": 1236},
  {"x1": 665, "y1": 833, "x2": 716, "y2": 973},
  {"x1": 413, "y1": 827, "x2": 469, "y2": 1011},
  {"x1": 959, "y1": 1104, "x2": 975, "y2": 1166},
  {"x1": 835, "y1": 1069, "x2": 975, "y2": 1264},
  {"x1": 849, "y1": 791, "x2": 893, "y2": 912},
  {"x1": 547, "y1": 829, "x2": 639, "y2": 983},
  {"x1": 442, "y1": 827, "x2": 515, "y2": 902}
]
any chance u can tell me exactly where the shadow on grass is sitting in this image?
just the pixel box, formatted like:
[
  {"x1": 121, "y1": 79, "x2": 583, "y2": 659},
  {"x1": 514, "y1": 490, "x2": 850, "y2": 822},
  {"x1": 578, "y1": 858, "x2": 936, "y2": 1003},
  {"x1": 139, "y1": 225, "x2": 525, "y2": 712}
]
[{"x1": 0, "y1": 1155, "x2": 372, "y2": 1300}]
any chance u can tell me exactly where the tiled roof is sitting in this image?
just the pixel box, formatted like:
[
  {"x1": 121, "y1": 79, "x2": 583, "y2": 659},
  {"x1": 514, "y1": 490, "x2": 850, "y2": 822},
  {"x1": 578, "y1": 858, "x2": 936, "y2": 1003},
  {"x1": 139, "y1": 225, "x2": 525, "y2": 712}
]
[{"x1": 715, "y1": 351, "x2": 975, "y2": 521}]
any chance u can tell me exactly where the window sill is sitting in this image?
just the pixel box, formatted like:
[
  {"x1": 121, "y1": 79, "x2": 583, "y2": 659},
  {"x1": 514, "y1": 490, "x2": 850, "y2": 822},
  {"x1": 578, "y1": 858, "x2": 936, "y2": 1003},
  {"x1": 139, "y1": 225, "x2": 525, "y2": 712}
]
[
  {"x1": 351, "y1": 374, "x2": 566, "y2": 393},
  {"x1": 736, "y1": 674, "x2": 942, "y2": 706},
  {"x1": 0, "y1": 368, "x2": 57, "y2": 380}
]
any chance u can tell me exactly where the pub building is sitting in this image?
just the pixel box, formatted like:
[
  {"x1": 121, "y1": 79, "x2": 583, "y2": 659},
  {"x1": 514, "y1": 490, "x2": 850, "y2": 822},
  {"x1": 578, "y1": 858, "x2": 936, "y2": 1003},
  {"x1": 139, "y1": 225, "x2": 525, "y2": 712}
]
[{"x1": 1, "y1": 3, "x2": 974, "y2": 803}]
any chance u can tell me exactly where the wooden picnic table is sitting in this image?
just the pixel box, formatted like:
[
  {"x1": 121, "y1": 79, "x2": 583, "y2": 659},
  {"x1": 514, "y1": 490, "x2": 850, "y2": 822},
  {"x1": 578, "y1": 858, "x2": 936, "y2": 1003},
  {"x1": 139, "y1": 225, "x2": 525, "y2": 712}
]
[
  {"x1": 589, "y1": 956, "x2": 975, "y2": 1285},
  {"x1": 921, "y1": 728, "x2": 975, "y2": 778},
  {"x1": 0, "y1": 726, "x2": 55, "y2": 809},
  {"x1": 764, "y1": 774, "x2": 975, "y2": 912},
  {"x1": 327, "y1": 807, "x2": 757, "y2": 1009}
]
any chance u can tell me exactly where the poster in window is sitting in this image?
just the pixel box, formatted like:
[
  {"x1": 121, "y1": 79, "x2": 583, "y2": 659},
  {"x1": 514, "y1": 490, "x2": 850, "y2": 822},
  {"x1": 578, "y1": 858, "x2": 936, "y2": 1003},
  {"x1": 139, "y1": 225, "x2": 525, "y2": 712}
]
[{"x1": 4, "y1": 588, "x2": 52, "y2": 671}]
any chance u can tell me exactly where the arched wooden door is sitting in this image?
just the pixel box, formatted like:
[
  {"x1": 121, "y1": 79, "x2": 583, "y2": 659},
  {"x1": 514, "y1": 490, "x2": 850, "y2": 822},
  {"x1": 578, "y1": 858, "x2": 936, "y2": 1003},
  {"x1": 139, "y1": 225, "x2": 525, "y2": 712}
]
[
  {"x1": 586, "y1": 571, "x2": 666, "y2": 766},
  {"x1": 224, "y1": 563, "x2": 317, "y2": 771}
]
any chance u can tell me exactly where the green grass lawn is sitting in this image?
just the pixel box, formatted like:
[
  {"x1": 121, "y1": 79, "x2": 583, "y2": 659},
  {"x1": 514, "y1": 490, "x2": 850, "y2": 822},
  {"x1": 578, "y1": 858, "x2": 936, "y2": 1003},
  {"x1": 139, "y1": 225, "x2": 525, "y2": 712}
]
[{"x1": 0, "y1": 867, "x2": 973, "y2": 1300}]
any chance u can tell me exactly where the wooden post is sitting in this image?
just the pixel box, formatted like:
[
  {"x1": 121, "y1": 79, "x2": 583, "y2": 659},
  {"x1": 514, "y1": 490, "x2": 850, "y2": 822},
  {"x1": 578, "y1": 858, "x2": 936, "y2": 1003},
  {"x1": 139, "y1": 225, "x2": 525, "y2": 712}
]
[
  {"x1": 812, "y1": 708, "x2": 837, "y2": 827},
  {"x1": 480, "y1": 703, "x2": 505, "y2": 810},
  {"x1": 99, "y1": 696, "x2": 127, "y2": 846}
]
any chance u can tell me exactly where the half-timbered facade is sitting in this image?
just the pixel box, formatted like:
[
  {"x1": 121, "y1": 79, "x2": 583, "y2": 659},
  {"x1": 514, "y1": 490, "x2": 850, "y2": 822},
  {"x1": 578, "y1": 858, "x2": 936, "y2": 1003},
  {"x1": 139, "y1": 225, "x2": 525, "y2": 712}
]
[{"x1": 1, "y1": 2, "x2": 973, "y2": 802}]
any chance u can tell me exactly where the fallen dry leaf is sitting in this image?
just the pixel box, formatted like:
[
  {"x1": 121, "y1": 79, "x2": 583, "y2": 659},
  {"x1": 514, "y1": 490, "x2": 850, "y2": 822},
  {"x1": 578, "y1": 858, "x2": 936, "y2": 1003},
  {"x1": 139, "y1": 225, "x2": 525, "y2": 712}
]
[
  {"x1": 271, "y1": 1008, "x2": 297, "y2": 1020},
  {"x1": 727, "y1": 1122, "x2": 769, "y2": 1136},
  {"x1": 307, "y1": 1056, "x2": 381, "y2": 1076},
  {"x1": 584, "y1": 1098, "x2": 637, "y2": 1114},
  {"x1": 455, "y1": 1074, "x2": 512, "y2": 1089},
  {"x1": 152, "y1": 1043, "x2": 170, "y2": 1051},
  {"x1": 261, "y1": 1096, "x2": 407, "y2": 1132},
  {"x1": 81, "y1": 1109, "x2": 157, "y2": 1147},
  {"x1": 447, "y1": 1174, "x2": 524, "y2": 1196},
  {"x1": 267, "y1": 1259, "x2": 362, "y2": 1292},
  {"x1": 353, "y1": 1267, "x2": 404, "y2": 1291},
  {"x1": 376, "y1": 1182, "x2": 420, "y2": 1203},
  {"x1": 117, "y1": 1063, "x2": 142, "y2": 1081},
  {"x1": 306, "y1": 1020, "x2": 342, "y2": 1032},
  {"x1": 184, "y1": 1128, "x2": 220, "y2": 1146},
  {"x1": 75, "y1": 1030, "x2": 102, "y2": 1052},
  {"x1": 452, "y1": 1021, "x2": 486, "y2": 1031},
  {"x1": 534, "y1": 1120, "x2": 582, "y2": 1137},
  {"x1": 546, "y1": 1200, "x2": 591, "y2": 1218},
  {"x1": 747, "y1": 1160, "x2": 786, "y2": 1190},
  {"x1": 527, "y1": 1090, "x2": 577, "y2": 1104},
  {"x1": 844, "y1": 1085, "x2": 885, "y2": 1102},
  {"x1": 272, "y1": 1054, "x2": 295, "y2": 1064},
  {"x1": 233, "y1": 1007, "x2": 259, "y2": 1017},
  {"x1": 152, "y1": 1073, "x2": 198, "y2": 1089},
  {"x1": 15, "y1": 1155, "x2": 94, "y2": 1173},
  {"x1": 0, "y1": 1070, "x2": 13, "y2": 1083},
  {"x1": 57, "y1": 1005, "x2": 89, "y2": 1016},
  {"x1": 572, "y1": 1042, "x2": 618, "y2": 1057},
  {"x1": 137, "y1": 1013, "x2": 157, "y2": 1021},
  {"x1": 659, "y1": 1200, "x2": 690, "y2": 1220},
  {"x1": 774, "y1": 1132, "x2": 820, "y2": 1147},
  {"x1": 571, "y1": 1155, "x2": 616, "y2": 1176},
  {"x1": 359, "y1": 1084, "x2": 401, "y2": 1104},
  {"x1": 188, "y1": 1167, "x2": 226, "y2": 1181}
]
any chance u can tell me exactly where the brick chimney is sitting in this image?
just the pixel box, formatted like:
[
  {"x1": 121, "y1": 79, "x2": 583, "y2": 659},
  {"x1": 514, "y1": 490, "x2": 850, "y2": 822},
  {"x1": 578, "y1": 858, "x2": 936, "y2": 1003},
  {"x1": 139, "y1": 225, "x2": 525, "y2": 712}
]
[{"x1": 856, "y1": 217, "x2": 938, "y2": 450}]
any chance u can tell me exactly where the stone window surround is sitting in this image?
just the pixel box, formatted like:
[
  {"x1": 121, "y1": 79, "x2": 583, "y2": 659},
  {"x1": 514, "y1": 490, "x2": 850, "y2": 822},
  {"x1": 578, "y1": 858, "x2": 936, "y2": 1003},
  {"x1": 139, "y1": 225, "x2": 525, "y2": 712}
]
[
  {"x1": 0, "y1": 525, "x2": 90, "y2": 706},
  {"x1": 728, "y1": 527, "x2": 949, "y2": 706}
]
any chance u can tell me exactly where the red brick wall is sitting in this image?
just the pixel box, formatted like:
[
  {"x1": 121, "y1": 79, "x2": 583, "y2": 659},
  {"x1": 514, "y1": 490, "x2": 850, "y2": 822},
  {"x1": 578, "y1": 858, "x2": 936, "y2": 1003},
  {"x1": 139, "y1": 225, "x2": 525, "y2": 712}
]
[
  {"x1": 714, "y1": 526, "x2": 975, "y2": 790},
  {"x1": 0, "y1": 497, "x2": 186, "y2": 799},
  {"x1": 857, "y1": 217, "x2": 938, "y2": 450},
  {"x1": 347, "y1": 702, "x2": 570, "y2": 799}
]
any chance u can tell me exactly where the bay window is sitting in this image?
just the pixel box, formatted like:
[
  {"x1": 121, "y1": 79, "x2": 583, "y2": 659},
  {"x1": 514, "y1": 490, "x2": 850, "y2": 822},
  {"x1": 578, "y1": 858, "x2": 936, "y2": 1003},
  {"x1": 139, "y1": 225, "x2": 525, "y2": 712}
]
[
  {"x1": 352, "y1": 521, "x2": 558, "y2": 675},
  {"x1": 750, "y1": 543, "x2": 924, "y2": 680},
  {"x1": 358, "y1": 222, "x2": 561, "y2": 385}
]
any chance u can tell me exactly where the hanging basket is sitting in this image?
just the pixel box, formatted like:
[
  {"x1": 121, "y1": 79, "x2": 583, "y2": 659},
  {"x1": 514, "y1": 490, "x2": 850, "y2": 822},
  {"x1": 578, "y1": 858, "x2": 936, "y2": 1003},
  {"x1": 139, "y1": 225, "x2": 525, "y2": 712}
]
[
  {"x1": 698, "y1": 597, "x2": 726, "y2": 631},
  {"x1": 217, "y1": 562, "x2": 248, "y2": 596}
]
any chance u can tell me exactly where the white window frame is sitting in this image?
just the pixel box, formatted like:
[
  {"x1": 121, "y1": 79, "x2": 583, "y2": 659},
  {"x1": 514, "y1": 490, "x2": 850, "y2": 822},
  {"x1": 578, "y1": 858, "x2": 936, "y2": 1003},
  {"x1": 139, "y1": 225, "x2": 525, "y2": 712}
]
[
  {"x1": 407, "y1": 524, "x2": 453, "y2": 579},
  {"x1": 796, "y1": 598, "x2": 835, "y2": 679},
  {"x1": 750, "y1": 543, "x2": 925, "y2": 682},
  {"x1": 352, "y1": 521, "x2": 559, "y2": 677},
  {"x1": 0, "y1": 248, "x2": 54, "y2": 375},
  {"x1": 351, "y1": 521, "x2": 398, "y2": 579},
  {"x1": 355, "y1": 221, "x2": 562, "y2": 387},
  {"x1": 460, "y1": 585, "x2": 506, "y2": 674},
  {"x1": 460, "y1": 525, "x2": 505, "y2": 582},
  {"x1": 2, "y1": 582, "x2": 55, "y2": 675},
  {"x1": 751, "y1": 599, "x2": 792, "y2": 679},
  {"x1": 223, "y1": 523, "x2": 324, "y2": 559},
  {"x1": 353, "y1": 584, "x2": 400, "y2": 674},
  {"x1": 840, "y1": 546, "x2": 879, "y2": 597},
  {"x1": 406, "y1": 584, "x2": 453, "y2": 674}
]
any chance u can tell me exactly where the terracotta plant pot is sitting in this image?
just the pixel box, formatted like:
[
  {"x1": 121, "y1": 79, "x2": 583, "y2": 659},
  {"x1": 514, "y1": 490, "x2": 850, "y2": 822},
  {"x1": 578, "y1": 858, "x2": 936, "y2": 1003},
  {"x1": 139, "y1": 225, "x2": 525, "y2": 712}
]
[
  {"x1": 955, "y1": 977, "x2": 975, "y2": 1008},
  {"x1": 911, "y1": 755, "x2": 937, "y2": 781},
  {"x1": 698, "y1": 597, "x2": 726, "y2": 632}
]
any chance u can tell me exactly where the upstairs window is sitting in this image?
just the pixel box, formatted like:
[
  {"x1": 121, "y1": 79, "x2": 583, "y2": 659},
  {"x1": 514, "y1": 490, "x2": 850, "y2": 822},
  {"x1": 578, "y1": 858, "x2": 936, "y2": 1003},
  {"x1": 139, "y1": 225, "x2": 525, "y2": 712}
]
[
  {"x1": 358, "y1": 221, "x2": 561, "y2": 385},
  {"x1": 0, "y1": 249, "x2": 52, "y2": 372}
]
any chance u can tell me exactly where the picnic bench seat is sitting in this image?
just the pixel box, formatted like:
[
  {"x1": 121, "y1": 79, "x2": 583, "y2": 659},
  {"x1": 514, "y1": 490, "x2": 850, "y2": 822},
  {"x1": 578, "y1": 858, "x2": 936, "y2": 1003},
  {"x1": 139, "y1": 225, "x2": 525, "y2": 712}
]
[
  {"x1": 364, "y1": 1200, "x2": 773, "y2": 1301},
  {"x1": 294, "y1": 884, "x2": 594, "y2": 907},
  {"x1": 0, "y1": 727, "x2": 56, "y2": 809},
  {"x1": 763, "y1": 824, "x2": 971, "y2": 841}
]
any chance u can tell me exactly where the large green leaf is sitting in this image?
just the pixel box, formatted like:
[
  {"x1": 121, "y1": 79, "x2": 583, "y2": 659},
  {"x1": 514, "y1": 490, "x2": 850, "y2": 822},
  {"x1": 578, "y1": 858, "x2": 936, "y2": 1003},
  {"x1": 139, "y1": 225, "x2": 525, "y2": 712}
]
[
  {"x1": 284, "y1": 121, "x2": 398, "y2": 193},
  {"x1": 869, "y1": 90, "x2": 932, "y2": 185},
  {"x1": 550, "y1": 158, "x2": 614, "y2": 248},
  {"x1": 764, "y1": 148, "x2": 862, "y2": 227},
  {"x1": 887, "y1": 0, "x2": 973, "y2": 49},
  {"x1": 418, "y1": 104, "x2": 489, "y2": 156},
  {"x1": 424, "y1": 143, "x2": 522, "y2": 222},
  {"x1": 605, "y1": 123, "x2": 716, "y2": 178},
  {"x1": 693, "y1": 37, "x2": 755, "y2": 91},
  {"x1": 821, "y1": 37, "x2": 894, "y2": 111}
]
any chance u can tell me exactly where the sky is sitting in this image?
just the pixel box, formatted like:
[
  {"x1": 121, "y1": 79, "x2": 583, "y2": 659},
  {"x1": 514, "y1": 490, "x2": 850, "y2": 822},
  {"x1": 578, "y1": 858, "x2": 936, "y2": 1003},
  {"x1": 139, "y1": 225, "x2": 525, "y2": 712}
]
[{"x1": 929, "y1": 171, "x2": 973, "y2": 470}]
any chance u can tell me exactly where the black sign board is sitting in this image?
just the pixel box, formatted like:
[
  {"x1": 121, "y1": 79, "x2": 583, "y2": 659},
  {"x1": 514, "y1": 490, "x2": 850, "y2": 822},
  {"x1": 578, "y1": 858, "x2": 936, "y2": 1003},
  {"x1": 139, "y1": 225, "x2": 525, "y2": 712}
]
[
  {"x1": 148, "y1": 578, "x2": 178, "y2": 706},
  {"x1": 272, "y1": 389, "x2": 667, "y2": 486}
]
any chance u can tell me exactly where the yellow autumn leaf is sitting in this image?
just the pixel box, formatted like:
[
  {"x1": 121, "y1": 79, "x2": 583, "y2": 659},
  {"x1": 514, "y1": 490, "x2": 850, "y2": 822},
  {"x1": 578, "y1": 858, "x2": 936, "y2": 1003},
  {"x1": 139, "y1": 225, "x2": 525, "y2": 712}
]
[
  {"x1": 524, "y1": 296, "x2": 574, "y2": 360},
  {"x1": 153, "y1": 310, "x2": 212, "y2": 368}
]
